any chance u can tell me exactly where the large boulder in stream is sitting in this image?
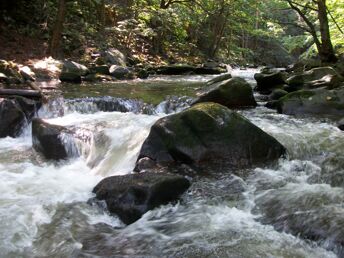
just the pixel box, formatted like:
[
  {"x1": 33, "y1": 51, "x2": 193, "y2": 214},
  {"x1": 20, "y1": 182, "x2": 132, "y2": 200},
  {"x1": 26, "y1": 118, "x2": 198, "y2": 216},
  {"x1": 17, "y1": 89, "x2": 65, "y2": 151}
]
[
  {"x1": 276, "y1": 88, "x2": 344, "y2": 117},
  {"x1": 92, "y1": 172, "x2": 191, "y2": 224},
  {"x1": 0, "y1": 97, "x2": 41, "y2": 138},
  {"x1": 286, "y1": 66, "x2": 342, "y2": 90},
  {"x1": 193, "y1": 77, "x2": 257, "y2": 109},
  {"x1": 135, "y1": 103, "x2": 286, "y2": 175},
  {"x1": 254, "y1": 71, "x2": 286, "y2": 94},
  {"x1": 32, "y1": 118, "x2": 91, "y2": 160}
]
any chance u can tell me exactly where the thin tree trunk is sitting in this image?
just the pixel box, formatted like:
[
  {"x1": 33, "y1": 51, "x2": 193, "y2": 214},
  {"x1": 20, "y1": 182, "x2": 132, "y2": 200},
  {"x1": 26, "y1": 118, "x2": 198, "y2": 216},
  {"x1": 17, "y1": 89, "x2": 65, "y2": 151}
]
[
  {"x1": 317, "y1": 0, "x2": 337, "y2": 63},
  {"x1": 47, "y1": 0, "x2": 66, "y2": 58}
]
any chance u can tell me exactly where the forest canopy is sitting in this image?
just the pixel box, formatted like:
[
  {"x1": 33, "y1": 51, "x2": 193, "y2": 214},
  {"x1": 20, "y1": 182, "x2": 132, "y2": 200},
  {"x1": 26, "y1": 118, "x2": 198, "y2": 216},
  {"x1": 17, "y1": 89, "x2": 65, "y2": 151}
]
[{"x1": 0, "y1": 0, "x2": 343, "y2": 65}]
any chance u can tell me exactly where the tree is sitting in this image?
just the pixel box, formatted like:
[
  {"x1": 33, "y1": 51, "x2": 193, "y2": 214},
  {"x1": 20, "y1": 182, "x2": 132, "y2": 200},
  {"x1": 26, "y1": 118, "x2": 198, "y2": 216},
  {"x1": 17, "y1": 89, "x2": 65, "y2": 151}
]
[
  {"x1": 47, "y1": 0, "x2": 66, "y2": 57},
  {"x1": 285, "y1": 0, "x2": 337, "y2": 63}
]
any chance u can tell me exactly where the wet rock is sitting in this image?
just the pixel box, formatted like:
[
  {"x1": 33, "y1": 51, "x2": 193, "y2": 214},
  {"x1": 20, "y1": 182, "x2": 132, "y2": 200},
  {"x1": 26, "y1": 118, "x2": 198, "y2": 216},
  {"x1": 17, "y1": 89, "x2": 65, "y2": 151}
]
[
  {"x1": 83, "y1": 73, "x2": 113, "y2": 82},
  {"x1": 286, "y1": 67, "x2": 340, "y2": 88},
  {"x1": 265, "y1": 100, "x2": 279, "y2": 110},
  {"x1": 102, "y1": 49, "x2": 126, "y2": 66},
  {"x1": 65, "y1": 97, "x2": 154, "y2": 114},
  {"x1": 90, "y1": 65, "x2": 110, "y2": 75},
  {"x1": 205, "y1": 73, "x2": 232, "y2": 86},
  {"x1": 109, "y1": 65, "x2": 131, "y2": 79},
  {"x1": 277, "y1": 88, "x2": 344, "y2": 117},
  {"x1": 136, "y1": 68, "x2": 149, "y2": 79},
  {"x1": 0, "y1": 97, "x2": 41, "y2": 138},
  {"x1": 92, "y1": 172, "x2": 191, "y2": 224},
  {"x1": 193, "y1": 77, "x2": 257, "y2": 109},
  {"x1": 32, "y1": 118, "x2": 91, "y2": 160},
  {"x1": 155, "y1": 64, "x2": 225, "y2": 75},
  {"x1": 269, "y1": 89, "x2": 288, "y2": 101},
  {"x1": 254, "y1": 71, "x2": 286, "y2": 94},
  {"x1": 135, "y1": 103, "x2": 286, "y2": 174},
  {"x1": 304, "y1": 74, "x2": 342, "y2": 90},
  {"x1": 338, "y1": 118, "x2": 344, "y2": 131},
  {"x1": 59, "y1": 60, "x2": 89, "y2": 83}
]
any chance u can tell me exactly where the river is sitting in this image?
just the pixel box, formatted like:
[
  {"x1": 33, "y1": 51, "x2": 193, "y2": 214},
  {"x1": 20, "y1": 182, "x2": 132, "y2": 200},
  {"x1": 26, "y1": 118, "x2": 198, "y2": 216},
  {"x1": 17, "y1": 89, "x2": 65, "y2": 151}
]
[{"x1": 0, "y1": 69, "x2": 342, "y2": 257}]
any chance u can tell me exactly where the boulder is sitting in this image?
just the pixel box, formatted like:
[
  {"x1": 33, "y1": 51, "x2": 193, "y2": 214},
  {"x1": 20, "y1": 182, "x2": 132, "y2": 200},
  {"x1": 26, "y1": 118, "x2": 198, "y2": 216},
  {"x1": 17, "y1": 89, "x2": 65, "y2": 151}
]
[
  {"x1": 90, "y1": 65, "x2": 110, "y2": 75},
  {"x1": 0, "y1": 97, "x2": 41, "y2": 138},
  {"x1": 155, "y1": 64, "x2": 226, "y2": 75},
  {"x1": 277, "y1": 88, "x2": 344, "y2": 117},
  {"x1": 102, "y1": 49, "x2": 126, "y2": 66},
  {"x1": 83, "y1": 73, "x2": 113, "y2": 82},
  {"x1": 303, "y1": 74, "x2": 342, "y2": 90},
  {"x1": 254, "y1": 71, "x2": 286, "y2": 94},
  {"x1": 205, "y1": 73, "x2": 232, "y2": 86},
  {"x1": 135, "y1": 103, "x2": 286, "y2": 174},
  {"x1": 59, "y1": 60, "x2": 89, "y2": 82},
  {"x1": 109, "y1": 65, "x2": 131, "y2": 79},
  {"x1": 269, "y1": 89, "x2": 288, "y2": 101},
  {"x1": 32, "y1": 119, "x2": 91, "y2": 160},
  {"x1": 193, "y1": 77, "x2": 257, "y2": 109},
  {"x1": 286, "y1": 67, "x2": 340, "y2": 88},
  {"x1": 92, "y1": 172, "x2": 191, "y2": 224},
  {"x1": 337, "y1": 118, "x2": 344, "y2": 131}
]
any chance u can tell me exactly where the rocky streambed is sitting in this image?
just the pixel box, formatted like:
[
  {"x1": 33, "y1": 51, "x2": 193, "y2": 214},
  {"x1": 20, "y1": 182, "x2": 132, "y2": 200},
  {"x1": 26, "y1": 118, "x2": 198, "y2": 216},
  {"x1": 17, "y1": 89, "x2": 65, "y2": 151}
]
[{"x1": 0, "y1": 70, "x2": 343, "y2": 257}]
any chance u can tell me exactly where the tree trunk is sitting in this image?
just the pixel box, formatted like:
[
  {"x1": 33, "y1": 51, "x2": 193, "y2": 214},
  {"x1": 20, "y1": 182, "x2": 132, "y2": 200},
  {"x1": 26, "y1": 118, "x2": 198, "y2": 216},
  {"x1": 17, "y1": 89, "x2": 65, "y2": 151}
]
[
  {"x1": 47, "y1": 0, "x2": 66, "y2": 58},
  {"x1": 317, "y1": 0, "x2": 337, "y2": 63}
]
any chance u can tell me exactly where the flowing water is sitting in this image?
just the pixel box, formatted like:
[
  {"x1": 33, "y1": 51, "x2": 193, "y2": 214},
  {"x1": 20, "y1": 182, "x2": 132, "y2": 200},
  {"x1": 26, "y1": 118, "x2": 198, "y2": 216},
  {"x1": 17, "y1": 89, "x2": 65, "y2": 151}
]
[{"x1": 1, "y1": 70, "x2": 343, "y2": 257}]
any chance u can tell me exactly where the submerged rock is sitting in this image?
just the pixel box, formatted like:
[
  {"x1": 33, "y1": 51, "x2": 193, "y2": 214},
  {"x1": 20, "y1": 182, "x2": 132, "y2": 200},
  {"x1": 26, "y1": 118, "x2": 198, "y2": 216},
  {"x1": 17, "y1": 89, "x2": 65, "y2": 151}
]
[
  {"x1": 0, "y1": 97, "x2": 41, "y2": 138},
  {"x1": 193, "y1": 77, "x2": 257, "y2": 109},
  {"x1": 32, "y1": 118, "x2": 91, "y2": 160},
  {"x1": 92, "y1": 172, "x2": 191, "y2": 224},
  {"x1": 135, "y1": 103, "x2": 286, "y2": 174},
  {"x1": 277, "y1": 88, "x2": 344, "y2": 117},
  {"x1": 255, "y1": 184, "x2": 344, "y2": 255}
]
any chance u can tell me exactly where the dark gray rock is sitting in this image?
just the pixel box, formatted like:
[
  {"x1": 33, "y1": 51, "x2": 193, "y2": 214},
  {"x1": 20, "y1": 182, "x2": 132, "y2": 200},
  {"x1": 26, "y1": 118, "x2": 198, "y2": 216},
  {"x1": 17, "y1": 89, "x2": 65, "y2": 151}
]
[
  {"x1": 135, "y1": 103, "x2": 286, "y2": 174},
  {"x1": 92, "y1": 172, "x2": 191, "y2": 224},
  {"x1": 109, "y1": 65, "x2": 131, "y2": 79},
  {"x1": 254, "y1": 71, "x2": 286, "y2": 94},
  {"x1": 277, "y1": 88, "x2": 344, "y2": 117},
  {"x1": 269, "y1": 89, "x2": 288, "y2": 101},
  {"x1": 338, "y1": 118, "x2": 344, "y2": 131},
  {"x1": 286, "y1": 67, "x2": 340, "y2": 88},
  {"x1": 59, "y1": 60, "x2": 89, "y2": 83},
  {"x1": 32, "y1": 119, "x2": 91, "y2": 160},
  {"x1": 102, "y1": 49, "x2": 126, "y2": 66},
  {"x1": 193, "y1": 77, "x2": 257, "y2": 109},
  {"x1": 0, "y1": 97, "x2": 41, "y2": 138}
]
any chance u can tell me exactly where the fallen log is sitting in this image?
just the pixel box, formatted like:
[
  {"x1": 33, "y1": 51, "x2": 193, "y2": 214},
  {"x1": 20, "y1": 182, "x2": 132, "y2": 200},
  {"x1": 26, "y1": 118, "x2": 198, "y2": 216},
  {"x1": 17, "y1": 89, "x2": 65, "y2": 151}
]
[{"x1": 0, "y1": 89, "x2": 42, "y2": 98}]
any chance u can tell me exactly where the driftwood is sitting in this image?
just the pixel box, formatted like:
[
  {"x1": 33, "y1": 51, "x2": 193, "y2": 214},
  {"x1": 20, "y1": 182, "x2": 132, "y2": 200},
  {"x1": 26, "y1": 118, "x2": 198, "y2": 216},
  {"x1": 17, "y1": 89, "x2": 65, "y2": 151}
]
[{"x1": 0, "y1": 89, "x2": 42, "y2": 98}]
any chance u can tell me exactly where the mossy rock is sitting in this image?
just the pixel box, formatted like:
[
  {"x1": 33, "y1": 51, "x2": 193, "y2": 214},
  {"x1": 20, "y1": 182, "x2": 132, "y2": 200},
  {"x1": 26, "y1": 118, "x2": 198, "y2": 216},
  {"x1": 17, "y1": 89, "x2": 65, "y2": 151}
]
[
  {"x1": 193, "y1": 77, "x2": 257, "y2": 109},
  {"x1": 286, "y1": 67, "x2": 340, "y2": 87},
  {"x1": 135, "y1": 102, "x2": 286, "y2": 175},
  {"x1": 269, "y1": 89, "x2": 288, "y2": 101},
  {"x1": 277, "y1": 88, "x2": 344, "y2": 117}
]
